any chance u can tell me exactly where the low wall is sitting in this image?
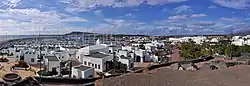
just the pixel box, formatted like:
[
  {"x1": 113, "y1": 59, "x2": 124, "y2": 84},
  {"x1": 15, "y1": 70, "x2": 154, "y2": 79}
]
[
  {"x1": 134, "y1": 56, "x2": 214, "y2": 73},
  {"x1": 33, "y1": 56, "x2": 214, "y2": 84},
  {"x1": 33, "y1": 74, "x2": 121, "y2": 84}
]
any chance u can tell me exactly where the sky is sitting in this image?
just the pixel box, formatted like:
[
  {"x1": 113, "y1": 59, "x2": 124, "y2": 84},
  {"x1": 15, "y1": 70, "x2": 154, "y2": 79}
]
[{"x1": 0, "y1": 0, "x2": 250, "y2": 35}]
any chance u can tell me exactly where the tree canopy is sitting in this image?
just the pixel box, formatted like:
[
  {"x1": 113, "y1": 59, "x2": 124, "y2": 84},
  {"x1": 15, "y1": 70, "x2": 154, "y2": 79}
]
[{"x1": 180, "y1": 40, "x2": 249, "y2": 59}]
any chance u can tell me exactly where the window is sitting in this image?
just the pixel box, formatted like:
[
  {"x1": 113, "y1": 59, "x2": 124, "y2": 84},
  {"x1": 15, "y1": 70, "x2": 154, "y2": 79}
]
[
  {"x1": 98, "y1": 64, "x2": 100, "y2": 69},
  {"x1": 84, "y1": 61, "x2": 87, "y2": 65},
  {"x1": 88, "y1": 62, "x2": 91, "y2": 66},
  {"x1": 95, "y1": 64, "x2": 97, "y2": 68},
  {"x1": 31, "y1": 58, "x2": 35, "y2": 62},
  {"x1": 92, "y1": 64, "x2": 94, "y2": 67}
]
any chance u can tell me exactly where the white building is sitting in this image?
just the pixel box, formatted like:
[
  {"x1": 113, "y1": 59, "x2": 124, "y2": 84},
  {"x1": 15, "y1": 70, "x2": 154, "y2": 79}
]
[
  {"x1": 122, "y1": 46, "x2": 134, "y2": 51},
  {"x1": 108, "y1": 45, "x2": 122, "y2": 54},
  {"x1": 45, "y1": 56, "x2": 60, "y2": 73},
  {"x1": 8, "y1": 47, "x2": 15, "y2": 56},
  {"x1": 134, "y1": 50, "x2": 149, "y2": 62},
  {"x1": 72, "y1": 65, "x2": 94, "y2": 79},
  {"x1": 23, "y1": 51, "x2": 38, "y2": 65},
  {"x1": 79, "y1": 52, "x2": 113, "y2": 72},
  {"x1": 232, "y1": 39, "x2": 244, "y2": 46},
  {"x1": 76, "y1": 44, "x2": 113, "y2": 72},
  {"x1": 61, "y1": 46, "x2": 79, "y2": 56},
  {"x1": 51, "y1": 50, "x2": 70, "y2": 62},
  {"x1": 118, "y1": 55, "x2": 134, "y2": 71},
  {"x1": 151, "y1": 40, "x2": 165, "y2": 48},
  {"x1": 77, "y1": 44, "x2": 109, "y2": 56},
  {"x1": 210, "y1": 38, "x2": 219, "y2": 43},
  {"x1": 0, "y1": 48, "x2": 8, "y2": 54}
]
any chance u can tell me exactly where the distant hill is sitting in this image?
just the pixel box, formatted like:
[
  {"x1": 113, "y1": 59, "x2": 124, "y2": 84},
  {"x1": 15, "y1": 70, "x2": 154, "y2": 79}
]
[
  {"x1": 234, "y1": 30, "x2": 250, "y2": 36},
  {"x1": 63, "y1": 31, "x2": 244, "y2": 37},
  {"x1": 64, "y1": 31, "x2": 94, "y2": 36},
  {"x1": 64, "y1": 32, "x2": 148, "y2": 37}
]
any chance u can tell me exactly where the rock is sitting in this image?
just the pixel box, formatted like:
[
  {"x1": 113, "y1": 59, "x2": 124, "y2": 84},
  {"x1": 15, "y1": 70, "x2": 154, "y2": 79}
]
[
  {"x1": 217, "y1": 61, "x2": 227, "y2": 69},
  {"x1": 186, "y1": 63, "x2": 198, "y2": 71},
  {"x1": 178, "y1": 67, "x2": 185, "y2": 70},
  {"x1": 210, "y1": 60, "x2": 220, "y2": 66},
  {"x1": 199, "y1": 63, "x2": 211, "y2": 70},
  {"x1": 210, "y1": 60, "x2": 227, "y2": 69},
  {"x1": 245, "y1": 60, "x2": 250, "y2": 65},
  {"x1": 171, "y1": 63, "x2": 181, "y2": 70},
  {"x1": 210, "y1": 65, "x2": 218, "y2": 70}
]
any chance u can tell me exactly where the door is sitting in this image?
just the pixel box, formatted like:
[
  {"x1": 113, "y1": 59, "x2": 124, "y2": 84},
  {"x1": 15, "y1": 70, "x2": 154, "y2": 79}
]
[{"x1": 52, "y1": 67, "x2": 57, "y2": 72}]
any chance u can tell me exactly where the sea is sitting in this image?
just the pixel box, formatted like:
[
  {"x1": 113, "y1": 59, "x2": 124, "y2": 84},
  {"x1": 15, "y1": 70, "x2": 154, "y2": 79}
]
[{"x1": 0, "y1": 35, "x2": 36, "y2": 42}]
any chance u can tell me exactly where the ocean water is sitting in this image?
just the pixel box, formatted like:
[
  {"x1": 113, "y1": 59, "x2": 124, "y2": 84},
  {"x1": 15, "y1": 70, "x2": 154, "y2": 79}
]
[{"x1": 0, "y1": 35, "x2": 36, "y2": 42}]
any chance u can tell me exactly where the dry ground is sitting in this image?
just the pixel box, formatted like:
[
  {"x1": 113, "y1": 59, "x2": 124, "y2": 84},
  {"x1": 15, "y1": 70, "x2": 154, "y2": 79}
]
[
  {"x1": 0, "y1": 57, "x2": 40, "y2": 79},
  {"x1": 100, "y1": 65, "x2": 250, "y2": 86}
]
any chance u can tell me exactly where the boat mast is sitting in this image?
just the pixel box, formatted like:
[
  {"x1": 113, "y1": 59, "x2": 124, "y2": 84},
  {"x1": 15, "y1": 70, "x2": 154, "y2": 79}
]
[{"x1": 39, "y1": 28, "x2": 42, "y2": 83}]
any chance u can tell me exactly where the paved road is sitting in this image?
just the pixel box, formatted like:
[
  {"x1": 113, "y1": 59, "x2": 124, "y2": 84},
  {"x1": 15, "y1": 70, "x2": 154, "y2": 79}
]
[
  {"x1": 101, "y1": 65, "x2": 250, "y2": 86},
  {"x1": 170, "y1": 45, "x2": 181, "y2": 61}
]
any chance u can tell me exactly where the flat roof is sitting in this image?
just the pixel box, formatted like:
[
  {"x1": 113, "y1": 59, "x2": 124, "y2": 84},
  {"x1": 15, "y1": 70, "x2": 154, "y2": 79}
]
[
  {"x1": 62, "y1": 46, "x2": 79, "y2": 49},
  {"x1": 108, "y1": 45, "x2": 121, "y2": 48},
  {"x1": 120, "y1": 55, "x2": 132, "y2": 60},
  {"x1": 45, "y1": 56, "x2": 59, "y2": 61},
  {"x1": 70, "y1": 59, "x2": 82, "y2": 67},
  {"x1": 74, "y1": 65, "x2": 92, "y2": 71},
  {"x1": 54, "y1": 50, "x2": 64, "y2": 52},
  {"x1": 85, "y1": 52, "x2": 109, "y2": 58}
]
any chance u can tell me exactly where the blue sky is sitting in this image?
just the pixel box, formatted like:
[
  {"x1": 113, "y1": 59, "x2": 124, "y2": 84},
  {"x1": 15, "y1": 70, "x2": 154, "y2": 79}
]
[{"x1": 0, "y1": 0, "x2": 250, "y2": 35}]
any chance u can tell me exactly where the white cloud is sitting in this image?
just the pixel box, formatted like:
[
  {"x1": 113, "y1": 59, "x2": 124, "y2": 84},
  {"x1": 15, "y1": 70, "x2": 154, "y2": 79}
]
[
  {"x1": 94, "y1": 9, "x2": 103, "y2": 17},
  {"x1": 126, "y1": 13, "x2": 133, "y2": 17},
  {"x1": 208, "y1": 5, "x2": 217, "y2": 9},
  {"x1": 190, "y1": 14, "x2": 207, "y2": 18},
  {"x1": 60, "y1": 0, "x2": 188, "y2": 12},
  {"x1": 210, "y1": 0, "x2": 250, "y2": 9},
  {"x1": 104, "y1": 19, "x2": 125, "y2": 26},
  {"x1": 245, "y1": 18, "x2": 250, "y2": 20},
  {"x1": 192, "y1": 21, "x2": 216, "y2": 26},
  {"x1": 61, "y1": 17, "x2": 88, "y2": 22},
  {"x1": 220, "y1": 17, "x2": 237, "y2": 22},
  {"x1": 142, "y1": 0, "x2": 188, "y2": 5},
  {"x1": 168, "y1": 15, "x2": 188, "y2": 20},
  {"x1": 1, "y1": 0, "x2": 21, "y2": 7},
  {"x1": 173, "y1": 5, "x2": 192, "y2": 14},
  {"x1": 0, "y1": 8, "x2": 89, "y2": 35}
]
